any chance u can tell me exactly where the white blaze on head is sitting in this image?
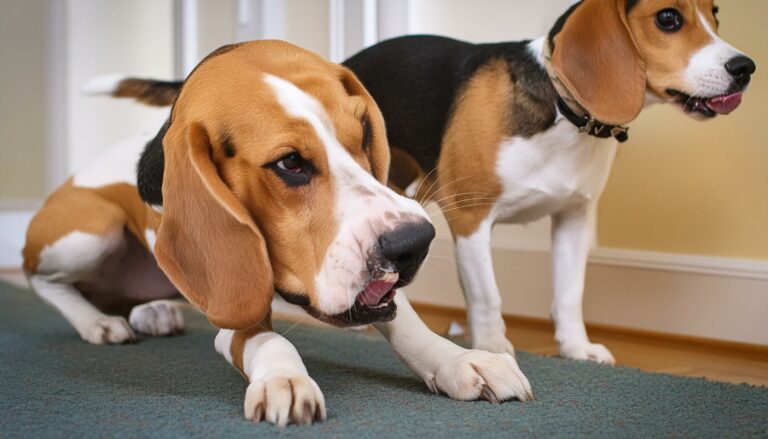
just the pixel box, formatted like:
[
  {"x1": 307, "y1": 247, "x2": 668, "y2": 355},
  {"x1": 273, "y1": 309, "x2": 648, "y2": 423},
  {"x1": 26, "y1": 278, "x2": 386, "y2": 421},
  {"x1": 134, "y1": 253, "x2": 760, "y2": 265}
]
[
  {"x1": 264, "y1": 74, "x2": 429, "y2": 315},
  {"x1": 684, "y1": 9, "x2": 745, "y2": 97}
]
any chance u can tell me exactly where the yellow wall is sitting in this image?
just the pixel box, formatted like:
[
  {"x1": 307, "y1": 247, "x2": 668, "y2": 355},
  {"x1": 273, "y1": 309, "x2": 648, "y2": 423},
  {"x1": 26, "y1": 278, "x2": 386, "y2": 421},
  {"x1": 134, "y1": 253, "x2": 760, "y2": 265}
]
[{"x1": 598, "y1": 0, "x2": 768, "y2": 260}]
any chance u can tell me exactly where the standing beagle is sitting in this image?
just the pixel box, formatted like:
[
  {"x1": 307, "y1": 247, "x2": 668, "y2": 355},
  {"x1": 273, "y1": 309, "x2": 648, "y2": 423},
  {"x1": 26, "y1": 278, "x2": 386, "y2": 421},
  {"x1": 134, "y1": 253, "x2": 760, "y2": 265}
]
[
  {"x1": 23, "y1": 41, "x2": 532, "y2": 426},
  {"x1": 341, "y1": 0, "x2": 755, "y2": 365}
]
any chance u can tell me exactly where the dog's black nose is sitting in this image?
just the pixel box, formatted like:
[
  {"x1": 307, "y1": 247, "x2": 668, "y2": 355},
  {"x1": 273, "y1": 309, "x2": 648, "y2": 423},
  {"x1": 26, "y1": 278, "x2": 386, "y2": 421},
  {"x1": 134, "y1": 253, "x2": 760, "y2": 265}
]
[
  {"x1": 725, "y1": 56, "x2": 756, "y2": 88},
  {"x1": 378, "y1": 220, "x2": 435, "y2": 283}
]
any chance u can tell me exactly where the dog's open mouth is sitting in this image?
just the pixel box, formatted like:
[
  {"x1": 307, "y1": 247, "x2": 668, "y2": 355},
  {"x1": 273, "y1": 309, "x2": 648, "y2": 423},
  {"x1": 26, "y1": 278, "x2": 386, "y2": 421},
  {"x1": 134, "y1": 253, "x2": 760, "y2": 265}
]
[
  {"x1": 281, "y1": 271, "x2": 401, "y2": 327},
  {"x1": 356, "y1": 271, "x2": 398, "y2": 309},
  {"x1": 667, "y1": 89, "x2": 743, "y2": 118},
  {"x1": 324, "y1": 271, "x2": 399, "y2": 326}
]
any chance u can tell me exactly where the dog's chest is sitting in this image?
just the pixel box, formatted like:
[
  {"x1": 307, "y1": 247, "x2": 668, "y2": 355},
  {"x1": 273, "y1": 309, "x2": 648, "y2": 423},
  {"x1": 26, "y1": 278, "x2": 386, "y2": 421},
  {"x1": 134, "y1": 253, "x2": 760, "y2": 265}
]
[{"x1": 493, "y1": 121, "x2": 617, "y2": 223}]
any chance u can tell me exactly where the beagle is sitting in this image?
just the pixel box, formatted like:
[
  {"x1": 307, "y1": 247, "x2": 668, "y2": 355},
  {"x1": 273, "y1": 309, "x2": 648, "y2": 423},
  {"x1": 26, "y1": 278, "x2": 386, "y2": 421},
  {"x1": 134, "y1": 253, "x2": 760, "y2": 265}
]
[
  {"x1": 23, "y1": 40, "x2": 532, "y2": 426},
  {"x1": 341, "y1": 0, "x2": 755, "y2": 368}
]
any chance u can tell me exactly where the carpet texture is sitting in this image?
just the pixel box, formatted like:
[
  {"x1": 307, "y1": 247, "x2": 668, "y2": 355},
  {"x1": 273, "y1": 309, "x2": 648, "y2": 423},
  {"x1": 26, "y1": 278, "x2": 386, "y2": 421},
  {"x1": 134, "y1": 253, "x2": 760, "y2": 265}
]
[{"x1": 1, "y1": 281, "x2": 766, "y2": 438}]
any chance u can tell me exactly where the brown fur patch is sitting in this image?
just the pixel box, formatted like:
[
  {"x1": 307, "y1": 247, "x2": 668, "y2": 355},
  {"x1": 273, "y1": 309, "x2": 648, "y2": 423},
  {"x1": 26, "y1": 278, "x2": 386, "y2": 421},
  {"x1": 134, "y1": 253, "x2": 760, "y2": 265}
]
[
  {"x1": 156, "y1": 41, "x2": 391, "y2": 325},
  {"x1": 387, "y1": 147, "x2": 424, "y2": 194},
  {"x1": 113, "y1": 79, "x2": 181, "y2": 107},
  {"x1": 22, "y1": 179, "x2": 159, "y2": 273},
  {"x1": 435, "y1": 59, "x2": 514, "y2": 237},
  {"x1": 626, "y1": 0, "x2": 718, "y2": 98},
  {"x1": 551, "y1": 0, "x2": 646, "y2": 125}
]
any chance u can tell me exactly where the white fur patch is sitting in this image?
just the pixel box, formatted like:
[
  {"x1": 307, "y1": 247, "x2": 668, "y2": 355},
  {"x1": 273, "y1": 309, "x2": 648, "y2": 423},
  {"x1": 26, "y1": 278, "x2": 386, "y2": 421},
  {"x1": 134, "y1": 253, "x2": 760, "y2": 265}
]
[
  {"x1": 144, "y1": 229, "x2": 157, "y2": 253},
  {"x1": 73, "y1": 133, "x2": 154, "y2": 189},
  {"x1": 36, "y1": 230, "x2": 122, "y2": 281},
  {"x1": 264, "y1": 73, "x2": 428, "y2": 315},
  {"x1": 684, "y1": 11, "x2": 744, "y2": 97}
]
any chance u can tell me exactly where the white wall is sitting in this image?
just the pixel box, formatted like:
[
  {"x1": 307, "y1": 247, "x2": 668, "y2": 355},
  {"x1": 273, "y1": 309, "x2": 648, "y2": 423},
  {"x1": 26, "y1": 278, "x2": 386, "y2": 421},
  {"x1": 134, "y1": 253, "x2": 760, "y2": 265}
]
[
  {"x1": 66, "y1": 0, "x2": 175, "y2": 175},
  {"x1": 408, "y1": 0, "x2": 573, "y2": 42},
  {"x1": 0, "y1": 0, "x2": 176, "y2": 268}
]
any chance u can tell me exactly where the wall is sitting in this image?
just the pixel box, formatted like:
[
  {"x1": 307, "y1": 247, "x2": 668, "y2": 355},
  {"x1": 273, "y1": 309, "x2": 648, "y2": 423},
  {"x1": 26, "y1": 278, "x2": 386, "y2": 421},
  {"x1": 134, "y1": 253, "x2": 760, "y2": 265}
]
[
  {"x1": 66, "y1": 0, "x2": 174, "y2": 175},
  {"x1": 0, "y1": 0, "x2": 47, "y2": 202},
  {"x1": 284, "y1": 0, "x2": 330, "y2": 59},
  {"x1": 599, "y1": 0, "x2": 768, "y2": 260}
]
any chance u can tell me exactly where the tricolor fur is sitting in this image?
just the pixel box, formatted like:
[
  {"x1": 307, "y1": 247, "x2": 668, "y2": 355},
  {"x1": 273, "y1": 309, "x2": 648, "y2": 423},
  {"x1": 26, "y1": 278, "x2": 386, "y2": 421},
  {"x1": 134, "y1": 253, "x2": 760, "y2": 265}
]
[
  {"x1": 342, "y1": 0, "x2": 754, "y2": 368},
  {"x1": 24, "y1": 40, "x2": 534, "y2": 427}
]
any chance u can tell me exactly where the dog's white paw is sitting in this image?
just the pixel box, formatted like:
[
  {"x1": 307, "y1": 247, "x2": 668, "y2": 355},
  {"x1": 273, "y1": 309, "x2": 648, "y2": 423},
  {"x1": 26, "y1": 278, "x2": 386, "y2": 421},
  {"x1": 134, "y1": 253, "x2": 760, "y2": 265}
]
[
  {"x1": 244, "y1": 373, "x2": 326, "y2": 427},
  {"x1": 472, "y1": 335, "x2": 516, "y2": 356},
  {"x1": 129, "y1": 301, "x2": 185, "y2": 336},
  {"x1": 559, "y1": 342, "x2": 616, "y2": 365},
  {"x1": 78, "y1": 315, "x2": 136, "y2": 345},
  {"x1": 427, "y1": 349, "x2": 533, "y2": 403}
]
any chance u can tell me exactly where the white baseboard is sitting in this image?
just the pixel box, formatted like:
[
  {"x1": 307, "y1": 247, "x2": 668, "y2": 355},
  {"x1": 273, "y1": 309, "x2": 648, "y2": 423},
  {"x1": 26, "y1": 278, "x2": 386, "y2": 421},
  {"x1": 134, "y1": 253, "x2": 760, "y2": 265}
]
[
  {"x1": 589, "y1": 247, "x2": 768, "y2": 281},
  {"x1": 408, "y1": 238, "x2": 768, "y2": 345}
]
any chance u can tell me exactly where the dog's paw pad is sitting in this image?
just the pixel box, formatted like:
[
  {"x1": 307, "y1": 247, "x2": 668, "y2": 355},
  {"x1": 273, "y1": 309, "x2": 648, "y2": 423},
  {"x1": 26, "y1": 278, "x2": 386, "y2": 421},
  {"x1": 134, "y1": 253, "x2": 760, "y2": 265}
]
[{"x1": 129, "y1": 301, "x2": 185, "y2": 336}]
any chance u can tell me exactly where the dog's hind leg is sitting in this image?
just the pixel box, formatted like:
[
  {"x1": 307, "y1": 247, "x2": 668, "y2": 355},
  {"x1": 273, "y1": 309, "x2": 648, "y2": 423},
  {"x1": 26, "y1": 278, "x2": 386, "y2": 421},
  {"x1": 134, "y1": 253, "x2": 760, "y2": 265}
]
[{"x1": 29, "y1": 274, "x2": 136, "y2": 344}]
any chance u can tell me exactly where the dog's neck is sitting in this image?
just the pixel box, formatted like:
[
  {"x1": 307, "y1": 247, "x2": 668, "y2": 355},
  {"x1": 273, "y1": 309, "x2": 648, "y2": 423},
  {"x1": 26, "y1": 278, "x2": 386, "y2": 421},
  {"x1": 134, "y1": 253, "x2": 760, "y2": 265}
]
[{"x1": 538, "y1": 38, "x2": 631, "y2": 143}]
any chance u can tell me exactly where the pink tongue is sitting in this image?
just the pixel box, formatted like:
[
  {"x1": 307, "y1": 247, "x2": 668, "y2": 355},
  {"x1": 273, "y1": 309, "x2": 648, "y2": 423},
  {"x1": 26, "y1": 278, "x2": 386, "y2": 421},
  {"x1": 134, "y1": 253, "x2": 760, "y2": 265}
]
[
  {"x1": 705, "y1": 92, "x2": 743, "y2": 115},
  {"x1": 358, "y1": 279, "x2": 396, "y2": 306}
]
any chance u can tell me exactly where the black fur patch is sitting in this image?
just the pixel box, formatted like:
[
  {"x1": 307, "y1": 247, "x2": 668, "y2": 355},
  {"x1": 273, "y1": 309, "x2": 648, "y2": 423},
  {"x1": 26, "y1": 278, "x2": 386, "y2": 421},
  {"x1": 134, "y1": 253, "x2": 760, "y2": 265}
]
[
  {"x1": 344, "y1": 35, "x2": 557, "y2": 172},
  {"x1": 276, "y1": 289, "x2": 311, "y2": 307},
  {"x1": 136, "y1": 43, "x2": 246, "y2": 206},
  {"x1": 137, "y1": 119, "x2": 169, "y2": 206}
]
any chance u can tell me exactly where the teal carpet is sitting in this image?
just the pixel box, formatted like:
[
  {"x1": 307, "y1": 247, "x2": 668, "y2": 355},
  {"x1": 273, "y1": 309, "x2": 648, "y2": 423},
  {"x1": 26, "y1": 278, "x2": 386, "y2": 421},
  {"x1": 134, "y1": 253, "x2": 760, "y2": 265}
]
[{"x1": 1, "y1": 281, "x2": 766, "y2": 438}]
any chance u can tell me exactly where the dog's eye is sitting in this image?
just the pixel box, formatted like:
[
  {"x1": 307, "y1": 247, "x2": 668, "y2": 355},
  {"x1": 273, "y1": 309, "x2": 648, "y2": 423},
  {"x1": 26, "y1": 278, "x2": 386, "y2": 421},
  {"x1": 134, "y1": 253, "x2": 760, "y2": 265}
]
[
  {"x1": 277, "y1": 153, "x2": 303, "y2": 173},
  {"x1": 656, "y1": 8, "x2": 683, "y2": 32},
  {"x1": 270, "y1": 152, "x2": 312, "y2": 186}
]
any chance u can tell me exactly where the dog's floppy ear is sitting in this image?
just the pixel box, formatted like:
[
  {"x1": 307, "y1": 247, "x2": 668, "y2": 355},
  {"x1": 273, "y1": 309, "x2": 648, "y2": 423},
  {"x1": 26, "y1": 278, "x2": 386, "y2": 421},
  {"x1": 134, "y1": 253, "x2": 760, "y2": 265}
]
[
  {"x1": 154, "y1": 122, "x2": 273, "y2": 330},
  {"x1": 338, "y1": 66, "x2": 391, "y2": 183},
  {"x1": 550, "y1": 0, "x2": 646, "y2": 125}
]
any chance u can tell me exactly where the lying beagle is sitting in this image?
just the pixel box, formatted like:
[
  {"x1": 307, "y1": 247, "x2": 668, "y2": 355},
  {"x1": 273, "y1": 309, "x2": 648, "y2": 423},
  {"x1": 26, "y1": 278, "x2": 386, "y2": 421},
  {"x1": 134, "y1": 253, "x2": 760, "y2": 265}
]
[
  {"x1": 341, "y1": 0, "x2": 755, "y2": 365},
  {"x1": 23, "y1": 41, "x2": 532, "y2": 426}
]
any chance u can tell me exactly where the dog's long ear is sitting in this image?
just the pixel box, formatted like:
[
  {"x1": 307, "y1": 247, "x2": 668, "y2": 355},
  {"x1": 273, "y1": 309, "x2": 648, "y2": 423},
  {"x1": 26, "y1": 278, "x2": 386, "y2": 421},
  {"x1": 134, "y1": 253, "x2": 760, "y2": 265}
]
[
  {"x1": 155, "y1": 122, "x2": 273, "y2": 330},
  {"x1": 337, "y1": 66, "x2": 391, "y2": 183},
  {"x1": 550, "y1": 0, "x2": 646, "y2": 125}
]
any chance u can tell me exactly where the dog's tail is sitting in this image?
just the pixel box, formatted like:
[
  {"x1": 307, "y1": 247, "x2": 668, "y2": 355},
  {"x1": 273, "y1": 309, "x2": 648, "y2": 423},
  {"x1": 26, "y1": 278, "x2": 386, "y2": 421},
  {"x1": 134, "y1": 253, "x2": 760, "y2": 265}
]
[{"x1": 82, "y1": 74, "x2": 183, "y2": 107}]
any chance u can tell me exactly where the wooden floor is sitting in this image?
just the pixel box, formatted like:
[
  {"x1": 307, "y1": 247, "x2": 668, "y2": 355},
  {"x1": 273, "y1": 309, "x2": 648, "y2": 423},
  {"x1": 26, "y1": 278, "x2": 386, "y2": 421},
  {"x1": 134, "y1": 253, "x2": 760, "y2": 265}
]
[
  {"x1": 3, "y1": 270, "x2": 766, "y2": 387},
  {"x1": 411, "y1": 303, "x2": 768, "y2": 388}
]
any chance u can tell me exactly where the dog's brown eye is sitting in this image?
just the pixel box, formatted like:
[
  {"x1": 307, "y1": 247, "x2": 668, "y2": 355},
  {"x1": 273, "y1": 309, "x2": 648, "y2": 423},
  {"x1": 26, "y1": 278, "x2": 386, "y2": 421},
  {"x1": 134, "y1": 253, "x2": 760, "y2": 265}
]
[
  {"x1": 277, "y1": 153, "x2": 303, "y2": 174},
  {"x1": 656, "y1": 8, "x2": 683, "y2": 32},
  {"x1": 270, "y1": 152, "x2": 312, "y2": 187}
]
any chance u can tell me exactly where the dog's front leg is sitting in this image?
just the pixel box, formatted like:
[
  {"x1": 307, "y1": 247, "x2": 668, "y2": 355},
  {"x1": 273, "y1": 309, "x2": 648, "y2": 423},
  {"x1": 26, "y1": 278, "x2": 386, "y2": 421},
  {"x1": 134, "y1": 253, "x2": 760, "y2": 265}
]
[
  {"x1": 215, "y1": 318, "x2": 326, "y2": 426},
  {"x1": 551, "y1": 205, "x2": 615, "y2": 364},
  {"x1": 375, "y1": 292, "x2": 533, "y2": 402}
]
